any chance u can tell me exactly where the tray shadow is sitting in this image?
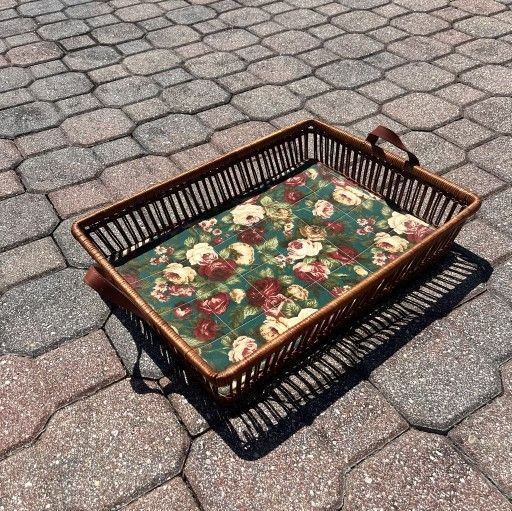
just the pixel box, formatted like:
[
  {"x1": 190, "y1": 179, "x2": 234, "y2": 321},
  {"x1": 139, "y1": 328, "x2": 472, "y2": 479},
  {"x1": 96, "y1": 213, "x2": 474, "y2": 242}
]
[{"x1": 112, "y1": 244, "x2": 492, "y2": 459}]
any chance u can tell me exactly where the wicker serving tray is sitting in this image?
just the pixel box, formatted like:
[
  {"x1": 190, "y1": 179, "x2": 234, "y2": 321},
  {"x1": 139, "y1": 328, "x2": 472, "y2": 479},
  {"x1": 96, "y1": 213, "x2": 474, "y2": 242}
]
[{"x1": 72, "y1": 120, "x2": 481, "y2": 402}]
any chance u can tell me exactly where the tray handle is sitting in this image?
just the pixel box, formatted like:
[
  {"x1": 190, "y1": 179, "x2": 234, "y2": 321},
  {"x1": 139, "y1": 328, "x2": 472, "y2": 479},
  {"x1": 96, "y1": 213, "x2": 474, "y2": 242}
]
[
  {"x1": 366, "y1": 125, "x2": 419, "y2": 166},
  {"x1": 85, "y1": 266, "x2": 143, "y2": 318}
]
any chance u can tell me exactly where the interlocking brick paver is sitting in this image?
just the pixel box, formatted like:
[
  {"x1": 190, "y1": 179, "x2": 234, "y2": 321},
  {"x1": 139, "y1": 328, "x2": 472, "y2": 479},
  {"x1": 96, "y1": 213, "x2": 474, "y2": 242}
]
[
  {"x1": 92, "y1": 22, "x2": 144, "y2": 45},
  {"x1": 386, "y1": 61, "x2": 454, "y2": 92},
  {"x1": 161, "y1": 79, "x2": 229, "y2": 114},
  {"x1": 333, "y1": 9, "x2": 386, "y2": 31},
  {"x1": 469, "y1": 137, "x2": 512, "y2": 182},
  {"x1": 462, "y1": 65, "x2": 512, "y2": 96},
  {"x1": 391, "y1": 11, "x2": 450, "y2": 35},
  {"x1": 344, "y1": 430, "x2": 511, "y2": 511},
  {"x1": 0, "y1": 237, "x2": 65, "y2": 293},
  {"x1": 210, "y1": 120, "x2": 274, "y2": 151},
  {"x1": 248, "y1": 55, "x2": 311, "y2": 84},
  {"x1": 490, "y1": 260, "x2": 512, "y2": 304},
  {"x1": 0, "y1": 330, "x2": 124, "y2": 457},
  {"x1": 0, "y1": 193, "x2": 58, "y2": 251},
  {"x1": 389, "y1": 34, "x2": 451, "y2": 61},
  {"x1": 63, "y1": 45, "x2": 121, "y2": 71},
  {"x1": 29, "y1": 71, "x2": 93, "y2": 101},
  {"x1": 167, "y1": 4, "x2": 216, "y2": 24},
  {"x1": 0, "y1": 268, "x2": 110, "y2": 355},
  {"x1": 436, "y1": 118, "x2": 493, "y2": 149},
  {"x1": 383, "y1": 93, "x2": 459, "y2": 130},
  {"x1": 262, "y1": 29, "x2": 320, "y2": 54},
  {"x1": 6, "y1": 41, "x2": 62, "y2": 66},
  {"x1": 0, "y1": 101, "x2": 62, "y2": 138},
  {"x1": 185, "y1": 50, "x2": 246, "y2": 78},
  {"x1": 62, "y1": 108, "x2": 134, "y2": 145},
  {"x1": 307, "y1": 89, "x2": 378, "y2": 124},
  {"x1": 316, "y1": 59, "x2": 381, "y2": 88},
  {"x1": 101, "y1": 155, "x2": 179, "y2": 198},
  {"x1": 125, "y1": 478, "x2": 200, "y2": 511},
  {"x1": 458, "y1": 38, "x2": 512, "y2": 64},
  {"x1": 186, "y1": 381, "x2": 406, "y2": 511},
  {"x1": 479, "y1": 188, "x2": 512, "y2": 236},
  {"x1": 275, "y1": 7, "x2": 326, "y2": 28},
  {"x1": 15, "y1": 127, "x2": 67, "y2": 157},
  {"x1": 455, "y1": 15, "x2": 512, "y2": 38},
  {"x1": 18, "y1": 146, "x2": 103, "y2": 192},
  {"x1": 49, "y1": 179, "x2": 112, "y2": 218},
  {"x1": 0, "y1": 139, "x2": 21, "y2": 170},
  {"x1": 0, "y1": 171, "x2": 24, "y2": 199},
  {"x1": 123, "y1": 49, "x2": 180, "y2": 75},
  {"x1": 0, "y1": 379, "x2": 189, "y2": 511},
  {"x1": 37, "y1": 19, "x2": 89, "y2": 41},
  {"x1": 64, "y1": 1, "x2": 113, "y2": 18},
  {"x1": 325, "y1": 33, "x2": 384, "y2": 58},
  {"x1": 444, "y1": 164, "x2": 506, "y2": 198},
  {"x1": 52, "y1": 214, "x2": 93, "y2": 268},
  {"x1": 95, "y1": 76, "x2": 159, "y2": 107},
  {"x1": 134, "y1": 114, "x2": 211, "y2": 154},
  {"x1": 146, "y1": 25, "x2": 200, "y2": 48},
  {"x1": 220, "y1": 6, "x2": 271, "y2": 27}
]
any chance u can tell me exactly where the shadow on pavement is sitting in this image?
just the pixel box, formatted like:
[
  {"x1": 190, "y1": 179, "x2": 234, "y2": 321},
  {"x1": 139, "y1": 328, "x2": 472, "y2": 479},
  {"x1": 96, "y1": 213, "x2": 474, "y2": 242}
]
[{"x1": 113, "y1": 244, "x2": 491, "y2": 459}]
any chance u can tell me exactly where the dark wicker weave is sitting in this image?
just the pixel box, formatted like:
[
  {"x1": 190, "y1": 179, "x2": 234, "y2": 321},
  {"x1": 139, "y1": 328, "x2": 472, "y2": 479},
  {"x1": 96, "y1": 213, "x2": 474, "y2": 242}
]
[{"x1": 72, "y1": 120, "x2": 481, "y2": 402}]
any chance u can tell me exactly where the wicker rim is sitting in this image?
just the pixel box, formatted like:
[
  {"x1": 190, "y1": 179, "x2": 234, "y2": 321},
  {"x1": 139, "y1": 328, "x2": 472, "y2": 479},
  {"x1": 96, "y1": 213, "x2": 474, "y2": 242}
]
[{"x1": 72, "y1": 118, "x2": 481, "y2": 386}]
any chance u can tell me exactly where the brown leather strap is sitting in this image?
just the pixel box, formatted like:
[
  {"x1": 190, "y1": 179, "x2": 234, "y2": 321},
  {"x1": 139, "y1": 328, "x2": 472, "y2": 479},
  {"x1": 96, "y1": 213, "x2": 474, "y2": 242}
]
[
  {"x1": 84, "y1": 266, "x2": 143, "y2": 318},
  {"x1": 366, "y1": 125, "x2": 419, "y2": 166}
]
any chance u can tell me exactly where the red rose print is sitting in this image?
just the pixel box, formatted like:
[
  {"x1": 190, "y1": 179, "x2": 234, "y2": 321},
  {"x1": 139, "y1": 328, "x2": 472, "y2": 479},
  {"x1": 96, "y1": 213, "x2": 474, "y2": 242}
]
[
  {"x1": 167, "y1": 285, "x2": 195, "y2": 297},
  {"x1": 405, "y1": 223, "x2": 434, "y2": 244},
  {"x1": 262, "y1": 293, "x2": 288, "y2": 317},
  {"x1": 123, "y1": 274, "x2": 140, "y2": 289},
  {"x1": 293, "y1": 261, "x2": 330, "y2": 283},
  {"x1": 237, "y1": 227, "x2": 265, "y2": 245},
  {"x1": 196, "y1": 292, "x2": 230, "y2": 315},
  {"x1": 173, "y1": 302, "x2": 193, "y2": 319},
  {"x1": 193, "y1": 318, "x2": 220, "y2": 342},
  {"x1": 247, "y1": 277, "x2": 281, "y2": 306},
  {"x1": 198, "y1": 259, "x2": 237, "y2": 281},
  {"x1": 285, "y1": 174, "x2": 307, "y2": 186},
  {"x1": 283, "y1": 187, "x2": 305, "y2": 203},
  {"x1": 325, "y1": 221, "x2": 344, "y2": 233},
  {"x1": 328, "y1": 246, "x2": 358, "y2": 264}
]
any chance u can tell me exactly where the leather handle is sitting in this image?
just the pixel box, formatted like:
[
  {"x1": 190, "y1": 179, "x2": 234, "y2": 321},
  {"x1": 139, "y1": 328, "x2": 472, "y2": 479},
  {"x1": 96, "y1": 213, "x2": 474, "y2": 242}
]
[
  {"x1": 84, "y1": 266, "x2": 143, "y2": 318},
  {"x1": 366, "y1": 125, "x2": 419, "y2": 166}
]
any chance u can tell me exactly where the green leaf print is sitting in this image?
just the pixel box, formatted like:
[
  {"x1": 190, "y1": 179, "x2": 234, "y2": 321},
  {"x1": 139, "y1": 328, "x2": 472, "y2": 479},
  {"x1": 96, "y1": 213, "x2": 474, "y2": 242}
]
[
  {"x1": 282, "y1": 301, "x2": 301, "y2": 318},
  {"x1": 305, "y1": 299, "x2": 318, "y2": 308},
  {"x1": 280, "y1": 275, "x2": 295, "y2": 286},
  {"x1": 258, "y1": 266, "x2": 275, "y2": 278},
  {"x1": 173, "y1": 249, "x2": 187, "y2": 261},
  {"x1": 183, "y1": 236, "x2": 196, "y2": 248},
  {"x1": 260, "y1": 196, "x2": 273, "y2": 206},
  {"x1": 261, "y1": 238, "x2": 278, "y2": 252}
]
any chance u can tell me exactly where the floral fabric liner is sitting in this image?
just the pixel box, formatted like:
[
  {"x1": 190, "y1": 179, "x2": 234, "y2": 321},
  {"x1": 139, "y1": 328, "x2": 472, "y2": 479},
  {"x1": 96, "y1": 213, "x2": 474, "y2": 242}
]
[{"x1": 116, "y1": 161, "x2": 435, "y2": 374}]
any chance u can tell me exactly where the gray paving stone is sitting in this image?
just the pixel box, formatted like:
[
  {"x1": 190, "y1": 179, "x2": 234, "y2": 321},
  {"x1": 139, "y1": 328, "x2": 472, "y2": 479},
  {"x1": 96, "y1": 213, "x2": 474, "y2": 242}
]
[
  {"x1": 37, "y1": 19, "x2": 89, "y2": 41},
  {"x1": 0, "y1": 67, "x2": 31, "y2": 93},
  {"x1": 171, "y1": 143, "x2": 222, "y2": 169},
  {"x1": 389, "y1": 35, "x2": 451, "y2": 61},
  {"x1": 92, "y1": 22, "x2": 144, "y2": 45},
  {"x1": 0, "y1": 170, "x2": 24, "y2": 199},
  {"x1": 0, "y1": 268, "x2": 110, "y2": 356},
  {"x1": 62, "y1": 108, "x2": 134, "y2": 146},
  {"x1": 49, "y1": 178, "x2": 113, "y2": 218},
  {"x1": 436, "y1": 82, "x2": 486, "y2": 107},
  {"x1": 146, "y1": 25, "x2": 200, "y2": 48},
  {"x1": 344, "y1": 430, "x2": 511, "y2": 511},
  {"x1": 444, "y1": 164, "x2": 506, "y2": 198},
  {"x1": 167, "y1": 4, "x2": 215, "y2": 23},
  {"x1": 306, "y1": 90, "x2": 378, "y2": 124},
  {"x1": 30, "y1": 60, "x2": 68, "y2": 79},
  {"x1": 125, "y1": 478, "x2": 199, "y2": 511},
  {"x1": 386, "y1": 61, "x2": 454, "y2": 92},
  {"x1": 383, "y1": 93, "x2": 459, "y2": 130},
  {"x1": 236, "y1": 44, "x2": 274, "y2": 63},
  {"x1": 185, "y1": 51, "x2": 246, "y2": 78},
  {"x1": 100, "y1": 155, "x2": 179, "y2": 199},
  {"x1": 6, "y1": 41, "x2": 62, "y2": 66},
  {"x1": 104, "y1": 311, "x2": 167, "y2": 380},
  {"x1": 359, "y1": 79, "x2": 404, "y2": 103},
  {"x1": 116, "y1": 3, "x2": 164, "y2": 22},
  {"x1": 489, "y1": 259, "x2": 512, "y2": 304},
  {"x1": 93, "y1": 136, "x2": 144, "y2": 167},
  {"x1": 462, "y1": 65, "x2": 512, "y2": 95},
  {"x1": 400, "y1": 131, "x2": 465, "y2": 173},
  {"x1": 458, "y1": 38, "x2": 512, "y2": 64},
  {"x1": 29, "y1": 72, "x2": 93, "y2": 101},
  {"x1": 0, "y1": 330, "x2": 124, "y2": 458},
  {"x1": 220, "y1": 6, "x2": 271, "y2": 27},
  {"x1": 161, "y1": 79, "x2": 229, "y2": 113},
  {"x1": 186, "y1": 380, "x2": 406, "y2": 511},
  {"x1": 248, "y1": 55, "x2": 311, "y2": 84},
  {"x1": 315, "y1": 59, "x2": 381, "y2": 88},
  {"x1": 0, "y1": 379, "x2": 189, "y2": 510},
  {"x1": 391, "y1": 11, "x2": 450, "y2": 35},
  {"x1": 332, "y1": 10, "x2": 386, "y2": 32},
  {"x1": 262, "y1": 29, "x2": 320, "y2": 55},
  {"x1": 63, "y1": 45, "x2": 121, "y2": 71},
  {"x1": 455, "y1": 15, "x2": 512, "y2": 37},
  {"x1": 456, "y1": 220, "x2": 512, "y2": 265},
  {"x1": 18, "y1": 146, "x2": 102, "y2": 192},
  {"x1": 95, "y1": 76, "x2": 159, "y2": 107},
  {"x1": 57, "y1": 92, "x2": 101, "y2": 116},
  {"x1": 275, "y1": 7, "x2": 326, "y2": 28},
  {"x1": 452, "y1": 0, "x2": 506, "y2": 14},
  {"x1": 469, "y1": 137, "x2": 512, "y2": 182},
  {"x1": 0, "y1": 237, "x2": 65, "y2": 293},
  {"x1": 0, "y1": 139, "x2": 21, "y2": 171},
  {"x1": 0, "y1": 193, "x2": 58, "y2": 251},
  {"x1": 325, "y1": 33, "x2": 384, "y2": 58},
  {"x1": 287, "y1": 76, "x2": 331, "y2": 98},
  {"x1": 123, "y1": 97, "x2": 170, "y2": 123},
  {"x1": 133, "y1": 114, "x2": 212, "y2": 154},
  {"x1": 64, "y1": 0, "x2": 112, "y2": 18},
  {"x1": 210, "y1": 120, "x2": 274, "y2": 151},
  {"x1": 0, "y1": 101, "x2": 62, "y2": 138},
  {"x1": 436, "y1": 118, "x2": 493, "y2": 149},
  {"x1": 0, "y1": 17, "x2": 36, "y2": 38},
  {"x1": 88, "y1": 63, "x2": 128, "y2": 84},
  {"x1": 174, "y1": 41, "x2": 211, "y2": 60},
  {"x1": 123, "y1": 49, "x2": 180, "y2": 75},
  {"x1": 18, "y1": 0, "x2": 64, "y2": 16},
  {"x1": 204, "y1": 28, "x2": 258, "y2": 51},
  {"x1": 232, "y1": 85, "x2": 301, "y2": 120},
  {"x1": 52, "y1": 215, "x2": 93, "y2": 268},
  {"x1": 479, "y1": 188, "x2": 512, "y2": 235}
]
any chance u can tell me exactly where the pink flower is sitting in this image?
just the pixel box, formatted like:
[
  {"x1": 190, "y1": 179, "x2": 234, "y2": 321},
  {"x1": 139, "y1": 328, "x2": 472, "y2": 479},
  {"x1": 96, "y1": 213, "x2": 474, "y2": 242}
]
[
  {"x1": 285, "y1": 174, "x2": 307, "y2": 186},
  {"x1": 313, "y1": 199, "x2": 334, "y2": 219},
  {"x1": 173, "y1": 303, "x2": 193, "y2": 318},
  {"x1": 331, "y1": 285, "x2": 352, "y2": 297},
  {"x1": 228, "y1": 336, "x2": 258, "y2": 362},
  {"x1": 293, "y1": 261, "x2": 330, "y2": 283},
  {"x1": 196, "y1": 292, "x2": 230, "y2": 315},
  {"x1": 167, "y1": 285, "x2": 195, "y2": 297},
  {"x1": 404, "y1": 221, "x2": 434, "y2": 243}
]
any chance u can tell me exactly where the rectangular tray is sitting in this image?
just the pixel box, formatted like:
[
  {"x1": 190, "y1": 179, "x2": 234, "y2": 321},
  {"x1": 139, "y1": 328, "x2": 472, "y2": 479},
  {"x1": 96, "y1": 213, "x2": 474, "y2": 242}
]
[{"x1": 72, "y1": 120, "x2": 481, "y2": 402}]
